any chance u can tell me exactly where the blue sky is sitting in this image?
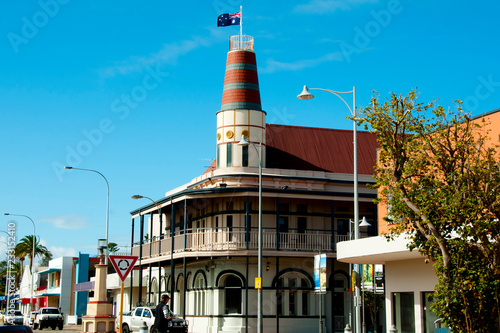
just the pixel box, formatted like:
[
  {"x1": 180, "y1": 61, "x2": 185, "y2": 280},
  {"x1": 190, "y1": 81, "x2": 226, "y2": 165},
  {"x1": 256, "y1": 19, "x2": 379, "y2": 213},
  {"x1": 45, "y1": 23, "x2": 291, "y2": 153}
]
[{"x1": 1, "y1": 0, "x2": 499, "y2": 262}]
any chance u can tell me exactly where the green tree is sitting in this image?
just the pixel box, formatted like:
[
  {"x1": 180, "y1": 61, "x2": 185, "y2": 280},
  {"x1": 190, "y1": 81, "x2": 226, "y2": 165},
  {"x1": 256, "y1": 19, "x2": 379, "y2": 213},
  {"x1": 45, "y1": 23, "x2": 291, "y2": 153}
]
[
  {"x1": 364, "y1": 291, "x2": 384, "y2": 333},
  {"x1": 14, "y1": 235, "x2": 52, "y2": 273},
  {"x1": 360, "y1": 90, "x2": 500, "y2": 332},
  {"x1": 107, "y1": 242, "x2": 120, "y2": 253}
]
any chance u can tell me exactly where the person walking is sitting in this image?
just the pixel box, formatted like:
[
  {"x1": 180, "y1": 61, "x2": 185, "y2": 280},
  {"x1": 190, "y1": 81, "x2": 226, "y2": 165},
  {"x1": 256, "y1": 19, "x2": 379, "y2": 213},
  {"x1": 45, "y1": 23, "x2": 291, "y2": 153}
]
[{"x1": 153, "y1": 294, "x2": 173, "y2": 333}]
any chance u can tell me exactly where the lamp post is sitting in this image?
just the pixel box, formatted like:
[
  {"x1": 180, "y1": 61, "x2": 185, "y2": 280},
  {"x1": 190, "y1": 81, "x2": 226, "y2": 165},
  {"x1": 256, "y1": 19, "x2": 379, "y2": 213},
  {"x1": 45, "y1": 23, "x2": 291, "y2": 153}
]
[
  {"x1": 237, "y1": 135, "x2": 263, "y2": 333},
  {"x1": 131, "y1": 195, "x2": 162, "y2": 304},
  {"x1": 3, "y1": 213, "x2": 36, "y2": 312},
  {"x1": 65, "y1": 166, "x2": 110, "y2": 265},
  {"x1": 297, "y1": 85, "x2": 362, "y2": 333}
]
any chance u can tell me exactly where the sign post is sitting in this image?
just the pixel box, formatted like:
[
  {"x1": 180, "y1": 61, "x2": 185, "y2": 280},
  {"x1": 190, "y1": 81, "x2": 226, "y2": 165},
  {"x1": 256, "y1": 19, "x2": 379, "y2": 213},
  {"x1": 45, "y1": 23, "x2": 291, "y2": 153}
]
[
  {"x1": 314, "y1": 254, "x2": 327, "y2": 333},
  {"x1": 109, "y1": 255, "x2": 138, "y2": 333}
]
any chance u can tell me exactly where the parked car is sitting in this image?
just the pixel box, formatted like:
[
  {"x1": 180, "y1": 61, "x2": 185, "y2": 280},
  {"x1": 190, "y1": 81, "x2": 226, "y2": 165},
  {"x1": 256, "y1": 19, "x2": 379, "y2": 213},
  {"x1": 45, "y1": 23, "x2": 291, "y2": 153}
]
[
  {"x1": 24, "y1": 312, "x2": 37, "y2": 326},
  {"x1": 117, "y1": 307, "x2": 156, "y2": 333},
  {"x1": 33, "y1": 307, "x2": 63, "y2": 330},
  {"x1": 3, "y1": 311, "x2": 24, "y2": 326},
  {"x1": 117, "y1": 307, "x2": 188, "y2": 333}
]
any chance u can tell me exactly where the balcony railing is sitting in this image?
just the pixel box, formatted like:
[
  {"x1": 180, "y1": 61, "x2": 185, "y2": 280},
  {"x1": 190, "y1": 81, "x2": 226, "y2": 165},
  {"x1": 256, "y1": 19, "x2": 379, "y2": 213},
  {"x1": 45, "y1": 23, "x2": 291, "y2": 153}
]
[{"x1": 132, "y1": 228, "x2": 353, "y2": 260}]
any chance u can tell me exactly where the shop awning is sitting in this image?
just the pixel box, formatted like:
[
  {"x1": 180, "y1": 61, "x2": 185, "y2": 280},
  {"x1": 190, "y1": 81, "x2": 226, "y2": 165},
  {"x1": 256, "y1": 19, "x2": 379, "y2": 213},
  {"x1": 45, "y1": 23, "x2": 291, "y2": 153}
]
[{"x1": 37, "y1": 267, "x2": 61, "y2": 274}]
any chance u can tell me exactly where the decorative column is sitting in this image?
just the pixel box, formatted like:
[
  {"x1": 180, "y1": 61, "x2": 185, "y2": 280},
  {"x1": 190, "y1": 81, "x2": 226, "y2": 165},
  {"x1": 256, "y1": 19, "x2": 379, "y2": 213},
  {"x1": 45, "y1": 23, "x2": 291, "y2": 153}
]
[{"x1": 81, "y1": 260, "x2": 115, "y2": 333}]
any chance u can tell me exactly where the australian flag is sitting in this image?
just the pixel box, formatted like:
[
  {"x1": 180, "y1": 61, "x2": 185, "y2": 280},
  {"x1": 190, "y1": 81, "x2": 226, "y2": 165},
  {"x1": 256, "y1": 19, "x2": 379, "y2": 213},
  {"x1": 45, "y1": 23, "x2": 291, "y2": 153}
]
[{"x1": 217, "y1": 12, "x2": 241, "y2": 27}]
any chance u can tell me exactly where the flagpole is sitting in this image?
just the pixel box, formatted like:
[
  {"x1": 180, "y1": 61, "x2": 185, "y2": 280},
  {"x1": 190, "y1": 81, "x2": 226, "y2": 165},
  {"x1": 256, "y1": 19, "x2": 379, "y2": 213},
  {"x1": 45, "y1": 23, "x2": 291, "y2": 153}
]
[{"x1": 240, "y1": 5, "x2": 243, "y2": 45}]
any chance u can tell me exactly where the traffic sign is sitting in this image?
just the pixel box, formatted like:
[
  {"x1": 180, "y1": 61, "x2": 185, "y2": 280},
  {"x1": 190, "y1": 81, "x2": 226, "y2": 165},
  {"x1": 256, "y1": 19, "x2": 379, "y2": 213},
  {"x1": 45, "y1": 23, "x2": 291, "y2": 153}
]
[{"x1": 109, "y1": 255, "x2": 138, "y2": 282}]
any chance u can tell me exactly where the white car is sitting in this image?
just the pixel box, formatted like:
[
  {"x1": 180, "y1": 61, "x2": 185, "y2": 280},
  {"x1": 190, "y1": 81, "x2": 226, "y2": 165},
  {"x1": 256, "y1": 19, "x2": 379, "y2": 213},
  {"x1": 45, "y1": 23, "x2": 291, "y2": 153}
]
[
  {"x1": 4, "y1": 310, "x2": 24, "y2": 325},
  {"x1": 24, "y1": 311, "x2": 37, "y2": 326}
]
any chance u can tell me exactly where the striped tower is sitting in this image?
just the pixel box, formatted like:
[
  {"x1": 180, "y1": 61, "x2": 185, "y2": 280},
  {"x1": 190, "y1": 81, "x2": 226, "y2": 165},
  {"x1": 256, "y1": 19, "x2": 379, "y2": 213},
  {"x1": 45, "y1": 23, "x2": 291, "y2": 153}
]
[{"x1": 216, "y1": 35, "x2": 266, "y2": 169}]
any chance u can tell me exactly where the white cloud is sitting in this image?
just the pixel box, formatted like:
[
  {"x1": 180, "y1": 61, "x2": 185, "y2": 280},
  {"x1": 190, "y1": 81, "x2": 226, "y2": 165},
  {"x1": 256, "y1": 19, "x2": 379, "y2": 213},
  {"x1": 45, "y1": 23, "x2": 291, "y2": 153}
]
[
  {"x1": 295, "y1": 0, "x2": 377, "y2": 14},
  {"x1": 40, "y1": 213, "x2": 89, "y2": 230},
  {"x1": 48, "y1": 246, "x2": 77, "y2": 259},
  {"x1": 260, "y1": 52, "x2": 343, "y2": 74},
  {"x1": 100, "y1": 27, "x2": 226, "y2": 78}
]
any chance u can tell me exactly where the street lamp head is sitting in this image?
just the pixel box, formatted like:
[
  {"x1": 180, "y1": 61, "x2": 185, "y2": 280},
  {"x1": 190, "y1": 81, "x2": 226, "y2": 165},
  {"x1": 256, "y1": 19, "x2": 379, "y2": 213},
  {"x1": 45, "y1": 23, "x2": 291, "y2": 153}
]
[
  {"x1": 131, "y1": 195, "x2": 144, "y2": 200},
  {"x1": 64, "y1": 166, "x2": 73, "y2": 170},
  {"x1": 238, "y1": 135, "x2": 250, "y2": 146},
  {"x1": 359, "y1": 216, "x2": 371, "y2": 228},
  {"x1": 297, "y1": 85, "x2": 314, "y2": 100}
]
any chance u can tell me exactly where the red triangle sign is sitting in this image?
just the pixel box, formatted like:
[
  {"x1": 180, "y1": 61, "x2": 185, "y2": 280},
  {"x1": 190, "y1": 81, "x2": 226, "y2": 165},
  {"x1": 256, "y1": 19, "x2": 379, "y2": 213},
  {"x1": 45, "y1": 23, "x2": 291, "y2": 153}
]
[{"x1": 109, "y1": 255, "x2": 138, "y2": 282}]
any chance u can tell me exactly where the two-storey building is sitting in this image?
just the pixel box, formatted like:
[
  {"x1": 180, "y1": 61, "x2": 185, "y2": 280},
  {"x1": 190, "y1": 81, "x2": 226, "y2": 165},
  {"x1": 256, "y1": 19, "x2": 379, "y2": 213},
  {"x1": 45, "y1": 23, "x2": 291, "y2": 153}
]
[{"x1": 128, "y1": 35, "x2": 379, "y2": 333}]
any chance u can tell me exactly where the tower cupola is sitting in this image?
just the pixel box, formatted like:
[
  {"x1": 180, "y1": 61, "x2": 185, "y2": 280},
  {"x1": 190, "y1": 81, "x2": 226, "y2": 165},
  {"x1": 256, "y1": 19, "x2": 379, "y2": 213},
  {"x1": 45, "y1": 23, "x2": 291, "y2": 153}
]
[{"x1": 216, "y1": 35, "x2": 266, "y2": 170}]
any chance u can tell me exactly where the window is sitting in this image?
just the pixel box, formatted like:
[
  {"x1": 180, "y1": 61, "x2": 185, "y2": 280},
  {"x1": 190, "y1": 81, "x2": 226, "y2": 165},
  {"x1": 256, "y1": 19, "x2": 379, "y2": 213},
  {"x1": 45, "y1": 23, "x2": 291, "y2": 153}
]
[
  {"x1": 393, "y1": 292, "x2": 415, "y2": 333},
  {"x1": 297, "y1": 204, "x2": 307, "y2": 214},
  {"x1": 422, "y1": 292, "x2": 440, "y2": 333},
  {"x1": 280, "y1": 204, "x2": 290, "y2": 213},
  {"x1": 226, "y1": 143, "x2": 232, "y2": 167},
  {"x1": 277, "y1": 272, "x2": 311, "y2": 316},
  {"x1": 194, "y1": 274, "x2": 206, "y2": 315},
  {"x1": 297, "y1": 217, "x2": 307, "y2": 233},
  {"x1": 227, "y1": 215, "x2": 233, "y2": 241},
  {"x1": 134, "y1": 308, "x2": 143, "y2": 316},
  {"x1": 337, "y1": 220, "x2": 348, "y2": 236},
  {"x1": 216, "y1": 145, "x2": 220, "y2": 169},
  {"x1": 242, "y1": 145, "x2": 248, "y2": 167},
  {"x1": 224, "y1": 275, "x2": 242, "y2": 314},
  {"x1": 279, "y1": 217, "x2": 289, "y2": 233}
]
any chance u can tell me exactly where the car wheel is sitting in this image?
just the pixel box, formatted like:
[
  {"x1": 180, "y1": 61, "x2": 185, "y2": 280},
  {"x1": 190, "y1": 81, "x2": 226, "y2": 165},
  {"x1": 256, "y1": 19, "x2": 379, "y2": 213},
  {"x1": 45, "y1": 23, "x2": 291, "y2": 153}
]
[
  {"x1": 58, "y1": 324, "x2": 63, "y2": 330},
  {"x1": 122, "y1": 324, "x2": 130, "y2": 333},
  {"x1": 151, "y1": 327, "x2": 159, "y2": 333}
]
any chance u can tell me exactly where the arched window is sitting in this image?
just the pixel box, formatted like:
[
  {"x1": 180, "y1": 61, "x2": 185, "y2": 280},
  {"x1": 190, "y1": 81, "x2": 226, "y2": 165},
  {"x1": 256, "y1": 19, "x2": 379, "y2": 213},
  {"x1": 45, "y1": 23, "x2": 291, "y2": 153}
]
[
  {"x1": 150, "y1": 277, "x2": 158, "y2": 305},
  {"x1": 193, "y1": 273, "x2": 206, "y2": 315},
  {"x1": 223, "y1": 275, "x2": 242, "y2": 314},
  {"x1": 333, "y1": 272, "x2": 349, "y2": 330},
  {"x1": 277, "y1": 271, "x2": 312, "y2": 316}
]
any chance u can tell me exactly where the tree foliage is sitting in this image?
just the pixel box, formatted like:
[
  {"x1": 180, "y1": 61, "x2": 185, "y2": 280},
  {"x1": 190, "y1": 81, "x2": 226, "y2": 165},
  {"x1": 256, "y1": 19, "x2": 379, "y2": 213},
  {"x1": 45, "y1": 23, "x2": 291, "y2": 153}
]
[
  {"x1": 14, "y1": 235, "x2": 52, "y2": 271},
  {"x1": 359, "y1": 90, "x2": 500, "y2": 332},
  {"x1": 107, "y1": 242, "x2": 120, "y2": 253}
]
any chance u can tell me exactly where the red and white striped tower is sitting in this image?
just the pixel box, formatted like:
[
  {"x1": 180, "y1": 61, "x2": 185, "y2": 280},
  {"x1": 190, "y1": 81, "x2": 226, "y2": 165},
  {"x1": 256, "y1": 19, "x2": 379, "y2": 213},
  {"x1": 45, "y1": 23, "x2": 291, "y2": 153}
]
[{"x1": 216, "y1": 35, "x2": 266, "y2": 169}]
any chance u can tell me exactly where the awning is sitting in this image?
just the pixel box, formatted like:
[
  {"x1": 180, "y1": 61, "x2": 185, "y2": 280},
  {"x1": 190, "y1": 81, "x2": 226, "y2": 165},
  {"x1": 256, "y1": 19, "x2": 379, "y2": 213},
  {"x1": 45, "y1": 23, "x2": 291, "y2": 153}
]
[
  {"x1": 35, "y1": 292, "x2": 60, "y2": 297},
  {"x1": 0, "y1": 294, "x2": 19, "y2": 301},
  {"x1": 37, "y1": 267, "x2": 61, "y2": 274}
]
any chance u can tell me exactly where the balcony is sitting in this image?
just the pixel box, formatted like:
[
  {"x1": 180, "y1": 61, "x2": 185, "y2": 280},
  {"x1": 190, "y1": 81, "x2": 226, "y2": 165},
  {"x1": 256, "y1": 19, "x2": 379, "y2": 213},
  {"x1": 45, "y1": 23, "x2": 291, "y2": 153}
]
[{"x1": 132, "y1": 228, "x2": 352, "y2": 260}]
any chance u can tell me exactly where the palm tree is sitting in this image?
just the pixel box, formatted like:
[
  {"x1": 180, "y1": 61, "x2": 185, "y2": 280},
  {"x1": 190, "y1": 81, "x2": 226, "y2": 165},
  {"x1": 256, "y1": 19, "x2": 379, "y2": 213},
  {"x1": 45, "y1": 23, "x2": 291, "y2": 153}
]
[{"x1": 14, "y1": 235, "x2": 51, "y2": 273}]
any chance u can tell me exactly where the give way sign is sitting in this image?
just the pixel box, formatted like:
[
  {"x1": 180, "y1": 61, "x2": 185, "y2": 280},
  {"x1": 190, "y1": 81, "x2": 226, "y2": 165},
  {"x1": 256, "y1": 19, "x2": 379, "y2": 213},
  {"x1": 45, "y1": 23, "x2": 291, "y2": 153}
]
[{"x1": 109, "y1": 255, "x2": 138, "y2": 282}]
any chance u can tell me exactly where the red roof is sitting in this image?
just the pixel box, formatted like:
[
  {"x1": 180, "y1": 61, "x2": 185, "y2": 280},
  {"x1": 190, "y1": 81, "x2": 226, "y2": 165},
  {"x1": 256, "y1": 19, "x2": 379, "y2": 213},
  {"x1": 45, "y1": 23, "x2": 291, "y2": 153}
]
[
  {"x1": 204, "y1": 124, "x2": 378, "y2": 176},
  {"x1": 265, "y1": 124, "x2": 378, "y2": 175}
]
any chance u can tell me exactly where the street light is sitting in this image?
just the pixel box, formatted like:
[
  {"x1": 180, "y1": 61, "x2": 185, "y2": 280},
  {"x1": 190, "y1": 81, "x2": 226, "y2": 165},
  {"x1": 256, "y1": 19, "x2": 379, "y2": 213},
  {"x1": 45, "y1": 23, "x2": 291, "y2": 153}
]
[
  {"x1": 131, "y1": 195, "x2": 163, "y2": 306},
  {"x1": 3, "y1": 213, "x2": 36, "y2": 312},
  {"x1": 297, "y1": 85, "x2": 362, "y2": 333},
  {"x1": 237, "y1": 135, "x2": 263, "y2": 333},
  {"x1": 64, "y1": 166, "x2": 110, "y2": 265}
]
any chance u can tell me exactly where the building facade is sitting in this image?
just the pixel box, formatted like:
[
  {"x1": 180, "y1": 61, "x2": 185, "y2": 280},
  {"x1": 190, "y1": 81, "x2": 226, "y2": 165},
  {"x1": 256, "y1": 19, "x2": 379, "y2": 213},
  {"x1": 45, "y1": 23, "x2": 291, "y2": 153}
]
[
  {"x1": 338, "y1": 108, "x2": 500, "y2": 333},
  {"x1": 128, "y1": 35, "x2": 379, "y2": 333}
]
